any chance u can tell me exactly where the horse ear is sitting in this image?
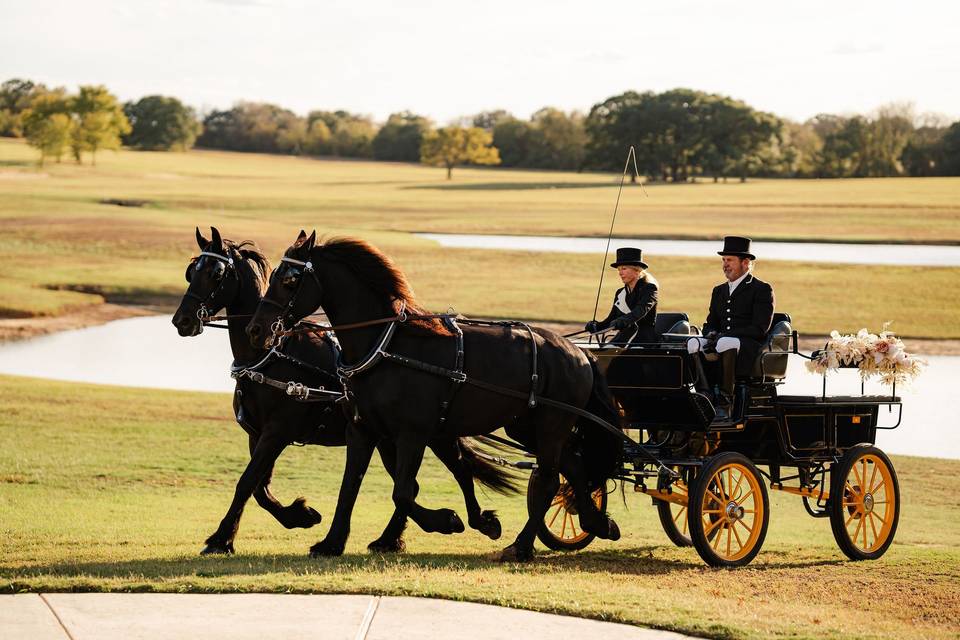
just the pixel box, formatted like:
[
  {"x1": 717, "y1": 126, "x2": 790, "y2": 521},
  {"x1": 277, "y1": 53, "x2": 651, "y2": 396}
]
[
  {"x1": 195, "y1": 227, "x2": 208, "y2": 249},
  {"x1": 296, "y1": 229, "x2": 307, "y2": 242},
  {"x1": 210, "y1": 226, "x2": 223, "y2": 249},
  {"x1": 305, "y1": 230, "x2": 316, "y2": 251}
]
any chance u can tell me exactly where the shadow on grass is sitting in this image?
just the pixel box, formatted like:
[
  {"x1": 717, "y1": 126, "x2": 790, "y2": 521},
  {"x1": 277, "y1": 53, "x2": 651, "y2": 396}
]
[
  {"x1": 403, "y1": 182, "x2": 621, "y2": 192},
  {"x1": 2, "y1": 545, "x2": 847, "y2": 588},
  {"x1": 0, "y1": 159, "x2": 33, "y2": 168}
]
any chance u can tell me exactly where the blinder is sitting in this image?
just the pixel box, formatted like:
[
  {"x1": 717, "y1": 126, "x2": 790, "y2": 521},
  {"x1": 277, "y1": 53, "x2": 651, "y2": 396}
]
[
  {"x1": 182, "y1": 249, "x2": 238, "y2": 319},
  {"x1": 260, "y1": 255, "x2": 321, "y2": 337}
]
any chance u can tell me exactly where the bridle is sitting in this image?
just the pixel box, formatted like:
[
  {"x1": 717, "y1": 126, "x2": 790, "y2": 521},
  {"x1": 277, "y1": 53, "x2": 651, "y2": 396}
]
[
  {"x1": 258, "y1": 255, "x2": 323, "y2": 341},
  {"x1": 183, "y1": 249, "x2": 238, "y2": 329}
]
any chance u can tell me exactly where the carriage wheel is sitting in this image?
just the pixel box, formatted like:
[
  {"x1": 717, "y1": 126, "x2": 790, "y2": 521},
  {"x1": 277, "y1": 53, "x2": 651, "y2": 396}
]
[
  {"x1": 688, "y1": 452, "x2": 769, "y2": 567},
  {"x1": 655, "y1": 468, "x2": 693, "y2": 547},
  {"x1": 829, "y1": 445, "x2": 899, "y2": 561},
  {"x1": 531, "y1": 472, "x2": 607, "y2": 552}
]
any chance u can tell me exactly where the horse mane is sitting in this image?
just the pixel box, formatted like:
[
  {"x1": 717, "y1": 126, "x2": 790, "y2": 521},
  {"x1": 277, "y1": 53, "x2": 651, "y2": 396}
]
[
  {"x1": 224, "y1": 239, "x2": 271, "y2": 295},
  {"x1": 313, "y1": 237, "x2": 450, "y2": 336}
]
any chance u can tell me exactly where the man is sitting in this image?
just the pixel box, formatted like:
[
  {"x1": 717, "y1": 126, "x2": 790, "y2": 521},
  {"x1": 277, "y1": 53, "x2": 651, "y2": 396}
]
[
  {"x1": 585, "y1": 247, "x2": 658, "y2": 344},
  {"x1": 688, "y1": 236, "x2": 775, "y2": 418}
]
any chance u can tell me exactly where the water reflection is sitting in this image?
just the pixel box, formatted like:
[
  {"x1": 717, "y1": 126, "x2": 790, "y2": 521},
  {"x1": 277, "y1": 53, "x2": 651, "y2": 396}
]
[
  {"x1": 419, "y1": 233, "x2": 960, "y2": 267},
  {"x1": 0, "y1": 315, "x2": 955, "y2": 459}
]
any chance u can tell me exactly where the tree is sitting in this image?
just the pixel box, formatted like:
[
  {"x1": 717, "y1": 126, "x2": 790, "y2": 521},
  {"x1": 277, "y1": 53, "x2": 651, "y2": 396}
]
[
  {"x1": 21, "y1": 91, "x2": 73, "y2": 165},
  {"x1": 420, "y1": 126, "x2": 500, "y2": 179},
  {"x1": 527, "y1": 107, "x2": 587, "y2": 171},
  {"x1": 70, "y1": 85, "x2": 131, "y2": 164},
  {"x1": 304, "y1": 110, "x2": 376, "y2": 157},
  {"x1": 0, "y1": 78, "x2": 47, "y2": 137},
  {"x1": 372, "y1": 111, "x2": 432, "y2": 162},
  {"x1": 123, "y1": 95, "x2": 201, "y2": 151},
  {"x1": 197, "y1": 102, "x2": 305, "y2": 154},
  {"x1": 939, "y1": 122, "x2": 960, "y2": 176},
  {"x1": 472, "y1": 109, "x2": 512, "y2": 131},
  {"x1": 492, "y1": 117, "x2": 534, "y2": 167}
]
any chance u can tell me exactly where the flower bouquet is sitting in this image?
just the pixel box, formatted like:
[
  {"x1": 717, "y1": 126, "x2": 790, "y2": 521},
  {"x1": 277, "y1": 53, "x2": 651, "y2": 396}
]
[{"x1": 805, "y1": 327, "x2": 926, "y2": 385}]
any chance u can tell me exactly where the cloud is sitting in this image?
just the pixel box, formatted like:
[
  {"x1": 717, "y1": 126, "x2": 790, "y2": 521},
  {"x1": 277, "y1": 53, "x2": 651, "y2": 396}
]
[{"x1": 830, "y1": 42, "x2": 885, "y2": 56}]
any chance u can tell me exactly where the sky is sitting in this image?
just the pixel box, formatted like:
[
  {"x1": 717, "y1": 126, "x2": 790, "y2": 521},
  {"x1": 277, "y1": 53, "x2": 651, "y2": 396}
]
[{"x1": 2, "y1": 0, "x2": 958, "y2": 125}]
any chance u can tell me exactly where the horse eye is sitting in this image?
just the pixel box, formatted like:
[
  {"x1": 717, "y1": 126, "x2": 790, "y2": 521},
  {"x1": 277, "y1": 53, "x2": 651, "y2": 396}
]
[
  {"x1": 212, "y1": 262, "x2": 226, "y2": 279},
  {"x1": 281, "y1": 270, "x2": 301, "y2": 287}
]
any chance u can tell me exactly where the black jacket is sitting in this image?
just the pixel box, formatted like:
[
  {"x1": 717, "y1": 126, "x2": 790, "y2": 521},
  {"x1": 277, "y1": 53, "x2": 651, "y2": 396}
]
[
  {"x1": 703, "y1": 273, "x2": 775, "y2": 374},
  {"x1": 597, "y1": 272, "x2": 659, "y2": 343}
]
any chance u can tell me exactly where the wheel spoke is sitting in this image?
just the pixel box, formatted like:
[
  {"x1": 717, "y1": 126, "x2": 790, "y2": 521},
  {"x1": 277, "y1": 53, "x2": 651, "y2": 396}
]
[
  {"x1": 725, "y1": 525, "x2": 732, "y2": 556},
  {"x1": 681, "y1": 510, "x2": 689, "y2": 535},
  {"x1": 868, "y1": 511, "x2": 880, "y2": 545},
  {"x1": 862, "y1": 513, "x2": 868, "y2": 548},
  {"x1": 731, "y1": 520, "x2": 745, "y2": 549},
  {"x1": 730, "y1": 470, "x2": 746, "y2": 502},
  {"x1": 548, "y1": 504, "x2": 563, "y2": 528},
  {"x1": 850, "y1": 514, "x2": 864, "y2": 545},
  {"x1": 735, "y1": 488, "x2": 755, "y2": 506},
  {"x1": 561, "y1": 512, "x2": 568, "y2": 538},
  {"x1": 569, "y1": 516, "x2": 579, "y2": 538},
  {"x1": 867, "y1": 463, "x2": 879, "y2": 495},
  {"x1": 704, "y1": 516, "x2": 725, "y2": 536},
  {"x1": 735, "y1": 518, "x2": 753, "y2": 535},
  {"x1": 706, "y1": 488, "x2": 724, "y2": 507},
  {"x1": 712, "y1": 523, "x2": 724, "y2": 550}
]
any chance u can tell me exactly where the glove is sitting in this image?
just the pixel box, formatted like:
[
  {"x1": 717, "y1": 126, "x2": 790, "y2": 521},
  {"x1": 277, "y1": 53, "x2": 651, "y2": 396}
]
[
  {"x1": 610, "y1": 316, "x2": 634, "y2": 330},
  {"x1": 584, "y1": 320, "x2": 599, "y2": 333}
]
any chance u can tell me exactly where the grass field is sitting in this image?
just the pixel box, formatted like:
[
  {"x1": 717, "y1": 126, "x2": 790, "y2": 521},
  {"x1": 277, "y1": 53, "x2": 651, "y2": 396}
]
[
  {"x1": 1, "y1": 375, "x2": 958, "y2": 639},
  {"x1": 1, "y1": 137, "x2": 959, "y2": 337}
]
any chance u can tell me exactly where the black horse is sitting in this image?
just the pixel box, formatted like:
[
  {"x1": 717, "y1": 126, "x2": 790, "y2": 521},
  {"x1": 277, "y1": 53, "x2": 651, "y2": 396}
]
[
  {"x1": 247, "y1": 231, "x2": 623, "y2": 561},
  {"x1": 172, "y1": 227, "x2": 515, "y2": 555}
]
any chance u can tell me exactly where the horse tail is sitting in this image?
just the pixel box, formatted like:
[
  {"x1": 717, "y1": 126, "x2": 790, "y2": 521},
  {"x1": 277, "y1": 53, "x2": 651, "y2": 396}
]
[
  {"x1": 579, "y1": 354, "x2": 624, "y2": 490},
  {"x1": 458, "y1": 437, "x2": 523, "y2": 496}
]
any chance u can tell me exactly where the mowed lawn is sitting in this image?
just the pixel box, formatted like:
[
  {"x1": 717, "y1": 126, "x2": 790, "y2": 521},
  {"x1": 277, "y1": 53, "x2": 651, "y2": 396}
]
[
  {"x1": 1, "y1": 137, "x2": 959, "y2": 337},
  {"x1": 1, "y1": 375, "x2": 958, "y2": 640}
]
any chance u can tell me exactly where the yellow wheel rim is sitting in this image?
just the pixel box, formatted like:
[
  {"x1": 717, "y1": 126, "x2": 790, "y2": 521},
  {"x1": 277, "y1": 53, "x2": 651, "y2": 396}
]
[
  {"x1": 698, "y1": 462, "x2": 764, "y2": 562},
  {"x1": 840, "y1": 454, "x2": 896, "y2": 553},
  {"x1": 669, "y1": 477, "x2": 690, "y2": 538},
  {"x1": 544, "y1": 476, "x2": 604, "y2": 544}
]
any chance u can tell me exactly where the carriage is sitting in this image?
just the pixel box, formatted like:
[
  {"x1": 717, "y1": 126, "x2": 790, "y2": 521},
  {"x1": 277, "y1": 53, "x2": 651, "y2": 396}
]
[{"x1": 532, "y1": 312, "x2": 903, "y2": 567}]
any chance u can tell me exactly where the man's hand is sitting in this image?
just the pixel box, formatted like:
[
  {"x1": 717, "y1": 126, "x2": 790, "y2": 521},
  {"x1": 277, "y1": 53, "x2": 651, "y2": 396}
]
[
  {"x1": 584, "y1": 320, "x2": 599, "y2": 333},
  {"x1": 610, "y1": 316, "x2": 634, "y2": 330},
  {"x1": 705, "y1": 331, "x2": 719, "y2": 341}
]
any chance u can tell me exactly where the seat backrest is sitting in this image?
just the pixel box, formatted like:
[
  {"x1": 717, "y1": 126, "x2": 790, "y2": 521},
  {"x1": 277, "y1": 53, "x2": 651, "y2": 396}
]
[
  {"x1": 655, "y1": 312, "x2": 690, "y2": 336},
  {"x1": 752, "y1": 315, "x2": 792, "y2": 380}
]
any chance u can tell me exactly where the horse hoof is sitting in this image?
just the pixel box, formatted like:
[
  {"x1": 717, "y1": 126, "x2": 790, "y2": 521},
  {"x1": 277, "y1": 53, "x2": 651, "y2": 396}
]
[
  {"x1": 607, "y1": 518, "x2": 621, "y2": 541},
  {"x1": 284, "y1": 500, "x2": 322, "y2": 529},
  {"x1": 367, "y1": 537, "x2": 406, "y2": 554},
  {"x1": 476, "y1": 511, "x2": 502, "y2": 540},
  {"x1": 309, "y1": 540, "x2": 345, "y2": 557},
  {"x1": 494, "y1": 544, "x2": 533, "y2": 563},
  {"x1": 449, "y1": 511, "x2": 465, "y2": 534},
  {"x1": 200, "y1": 541, "x2": 234, "y2": 555}
]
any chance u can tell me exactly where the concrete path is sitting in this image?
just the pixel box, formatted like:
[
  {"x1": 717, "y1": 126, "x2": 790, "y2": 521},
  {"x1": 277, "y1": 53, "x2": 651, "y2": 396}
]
[{"x1": 1, "y1": 593, "x2": 695, "y2": 639}]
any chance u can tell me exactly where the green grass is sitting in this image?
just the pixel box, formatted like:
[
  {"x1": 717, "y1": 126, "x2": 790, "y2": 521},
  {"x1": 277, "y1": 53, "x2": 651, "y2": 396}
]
[
  {"x1": 1, "y1": 137, "x2": 959, "y2": 337},
  {"x1": 1, "y1": 375, "x2": 958, "y2": 639}
]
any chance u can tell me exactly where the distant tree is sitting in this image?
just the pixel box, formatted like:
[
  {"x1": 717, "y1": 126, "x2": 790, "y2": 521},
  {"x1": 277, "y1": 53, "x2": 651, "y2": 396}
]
[
  {"x1": 303, "y1": 118, "x2": 332, "y2": 155},
  {"x1": 70, "y1": 85, "x2": 131, "y2": 164},
  {"x1": 420, "y1": 126, "x2": 500, "y2": 179},
  {"x1": 901, "y1": 125, "x2": 946, "y2": 177},
  {"x1": 939, "y1": 122, "x2": 960, "y2": 176},
  {"x1": 492, "y1": 117, "x2": 534, "y2": 167},
  {"x1": 372, "y1": 111, "x2": 432, "y2": 161},
  {"x1": 21, "y1": 91, "x2": 73, "y2": 165},
  {"x1": 526, "y1": 107, "x2": 587, "y2": 171},
  {"x1": 123, "y1": 95, "x2": 201, "y2": 151},
  {"x1": 0, "y1": 78, "x2": 47, "y2": 137},
  {"x1": 304, "y1": 110, "x2": 376, "y2": 157},
  {"x1": 472, "y1": 109, "x2": 512, "y2": 131},
  {"x1": 197, "y1": 102, "x2": 305, "y2": 154}
]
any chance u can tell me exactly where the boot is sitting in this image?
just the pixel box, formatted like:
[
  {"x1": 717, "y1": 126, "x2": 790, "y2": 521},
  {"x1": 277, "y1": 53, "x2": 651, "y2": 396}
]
[{"x1": 714, "y1": 349, "x2": 737, "y2": 419}]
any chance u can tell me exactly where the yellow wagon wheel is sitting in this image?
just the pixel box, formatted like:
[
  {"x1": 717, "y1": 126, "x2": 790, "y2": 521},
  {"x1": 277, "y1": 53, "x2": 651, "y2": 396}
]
[
  {"x1": 655, "y1": 467, "x2": 693, "y2": 547},
  {"x1": 688, "y1": 452, "x2": 769, "y2": 567},
  {"x1": 829, "y1": 445, "x2": 900, "y2": 561},
  {"x1": 531, "y1": 472, "x2": 607, "y2": 552}
]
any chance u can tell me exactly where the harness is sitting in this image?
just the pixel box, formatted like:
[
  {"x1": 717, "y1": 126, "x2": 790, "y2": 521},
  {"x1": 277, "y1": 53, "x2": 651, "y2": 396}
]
[{"x1": 184, "y1": 250, "x2": 237, "y2": 330}]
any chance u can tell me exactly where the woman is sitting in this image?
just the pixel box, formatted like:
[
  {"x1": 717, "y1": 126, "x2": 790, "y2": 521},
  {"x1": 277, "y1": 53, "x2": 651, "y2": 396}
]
[{"x1": 585, "y1": 247, "x2": 659, "y2": 344}]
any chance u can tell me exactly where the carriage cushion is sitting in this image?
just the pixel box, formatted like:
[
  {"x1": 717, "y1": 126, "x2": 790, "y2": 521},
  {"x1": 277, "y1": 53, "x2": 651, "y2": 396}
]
[
  {"x1": 749, "y1": 315, "x2": 792, "y2": 380},
  {"x1": 655, "y1": 312, "x2": 691, "y2": 336}
]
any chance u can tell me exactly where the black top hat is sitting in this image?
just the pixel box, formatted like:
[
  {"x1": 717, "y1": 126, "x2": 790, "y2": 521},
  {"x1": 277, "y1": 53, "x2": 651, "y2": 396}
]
[
  {"x1": 717, "y1": 236, "x2": 756, "y2": 260},
  {"x1": 610, "y1": 247, "x2": 648, "y2": 269}
]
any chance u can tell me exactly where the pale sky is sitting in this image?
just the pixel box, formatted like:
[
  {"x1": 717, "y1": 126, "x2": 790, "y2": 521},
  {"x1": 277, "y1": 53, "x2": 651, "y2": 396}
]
[{"x1": 2, "y1": 0, "x2": 958, "y2": 125}]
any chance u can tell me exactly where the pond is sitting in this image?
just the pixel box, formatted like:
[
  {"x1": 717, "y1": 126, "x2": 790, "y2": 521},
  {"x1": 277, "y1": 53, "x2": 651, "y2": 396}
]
[
  {"x1": 418, "y1": 233, "x2": 960, "y2": 266},
  {"x1": 0, "y1": 315, "x2": 955, "y2": 460}
]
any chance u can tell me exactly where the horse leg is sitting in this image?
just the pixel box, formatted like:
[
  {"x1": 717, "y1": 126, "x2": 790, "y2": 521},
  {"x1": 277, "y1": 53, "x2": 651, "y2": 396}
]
[
  {"x1": 309, "y1": 424, "x2": 378, "y2": 557},
  {"x1": 558, "y1": 445, "x2": 619, "y2": 540},
  {"x1": 365, "y1": 439, "x2": 411, "y2": 553},
  {"x1": 248, "y1": 434, "x2": 322, "y2": 530},
  {"x1": 201, "y1": 432, "x2": 287, "y2": 554},
  {"x1": 498, "y1": 413, "x2": 566, "y2": 562},
  {"x1": 431, "y1": 436, "x2": 501, "y2": 540}
]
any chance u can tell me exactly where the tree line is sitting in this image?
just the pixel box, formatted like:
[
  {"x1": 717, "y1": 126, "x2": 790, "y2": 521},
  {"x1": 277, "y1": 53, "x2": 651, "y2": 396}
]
[{"x1": 3, "y1": 77, "x2": 959, "y2": 178}]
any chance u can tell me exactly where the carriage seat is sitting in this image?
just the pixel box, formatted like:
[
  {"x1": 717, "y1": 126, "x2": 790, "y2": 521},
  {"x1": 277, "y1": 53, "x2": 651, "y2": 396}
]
[
  {"x1": 654, "y1": 312, "x2": 698, "y2": 338},
  {"x1": 748, "y1": 312, "x2": 792, "y2": 380}
]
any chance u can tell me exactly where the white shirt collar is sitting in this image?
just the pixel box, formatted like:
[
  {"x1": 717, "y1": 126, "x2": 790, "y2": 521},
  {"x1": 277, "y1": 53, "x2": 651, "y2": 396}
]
[{"x1": 728, "y1": 271, "x2": 750, "y2": 294}]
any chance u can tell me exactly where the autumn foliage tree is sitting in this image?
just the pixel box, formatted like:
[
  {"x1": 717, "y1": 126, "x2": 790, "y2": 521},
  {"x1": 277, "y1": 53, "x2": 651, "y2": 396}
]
[
  {"x1": 420, "y1": 126, "x2": 500, "y2": 179},
  {"x1": 21, "y1": 91, "x2": 73, "y2": 165},
  {"x1": 70, "y1": 85, "x2": 131, "y2": 164}
]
